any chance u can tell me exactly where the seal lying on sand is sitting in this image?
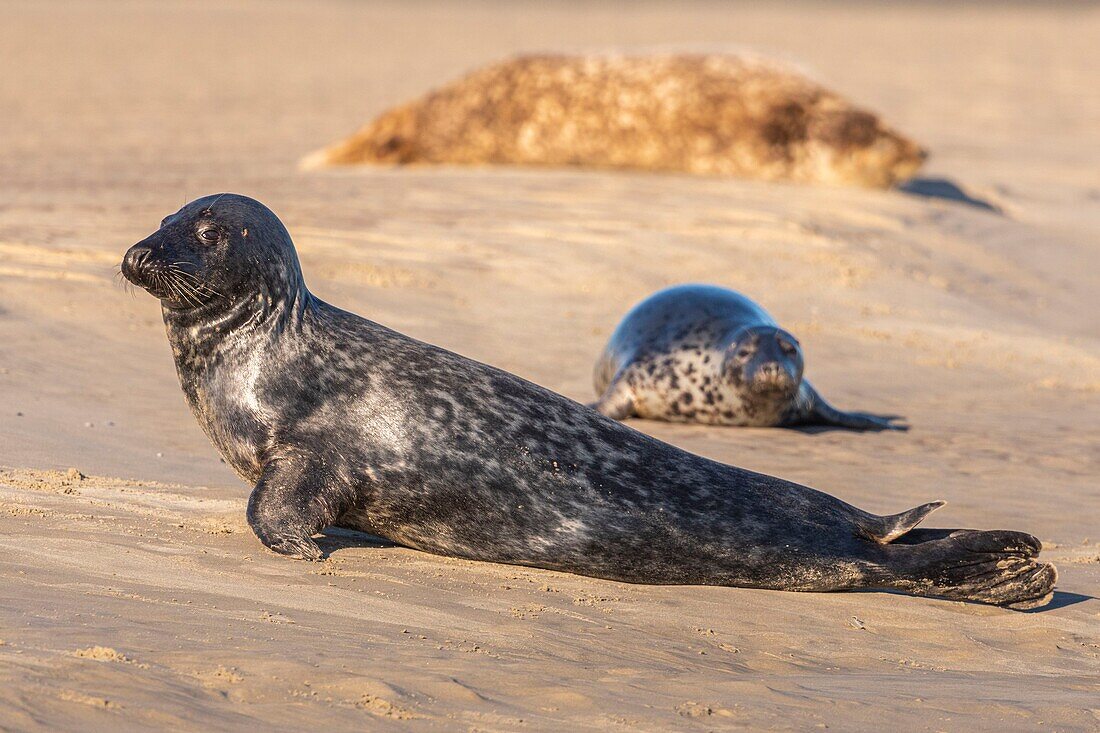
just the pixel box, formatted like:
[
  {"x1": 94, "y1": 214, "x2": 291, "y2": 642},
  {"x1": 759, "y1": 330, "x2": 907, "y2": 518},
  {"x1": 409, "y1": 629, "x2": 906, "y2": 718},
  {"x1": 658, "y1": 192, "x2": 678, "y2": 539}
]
[
  {"x1": 121, "y1": 194, "x2": 1055, "y2": 609},
  {"x1": 302, "y1": 53, "x2": 926, "y2": 188},
  {"x1": 593, "y1": 284, "x2": 906, "y2": 430}
]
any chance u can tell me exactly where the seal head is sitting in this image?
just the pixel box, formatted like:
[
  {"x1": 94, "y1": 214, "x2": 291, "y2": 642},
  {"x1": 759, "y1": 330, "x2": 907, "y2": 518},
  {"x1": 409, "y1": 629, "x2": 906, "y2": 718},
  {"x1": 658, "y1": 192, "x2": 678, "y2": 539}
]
[
  {"x1": 724, "y1": 325, "x2": 804, "y2": 401},
  {"x1": 122, "y1": 194, "x2": 304, "y2": 314}
]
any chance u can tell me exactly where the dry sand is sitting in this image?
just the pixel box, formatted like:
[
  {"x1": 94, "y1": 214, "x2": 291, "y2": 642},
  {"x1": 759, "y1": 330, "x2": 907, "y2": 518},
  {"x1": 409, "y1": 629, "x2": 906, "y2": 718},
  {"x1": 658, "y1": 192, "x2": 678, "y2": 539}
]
[{"x1": 1, "y1": 1, "x2": 1098, "y2": 730}]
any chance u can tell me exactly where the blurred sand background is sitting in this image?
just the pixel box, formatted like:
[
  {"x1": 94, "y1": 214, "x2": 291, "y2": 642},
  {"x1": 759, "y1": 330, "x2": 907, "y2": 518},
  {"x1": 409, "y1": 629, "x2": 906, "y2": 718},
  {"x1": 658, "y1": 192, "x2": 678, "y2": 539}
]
[{"x1": 1, "y1": 1, "x2": 1098, "y2": 730}]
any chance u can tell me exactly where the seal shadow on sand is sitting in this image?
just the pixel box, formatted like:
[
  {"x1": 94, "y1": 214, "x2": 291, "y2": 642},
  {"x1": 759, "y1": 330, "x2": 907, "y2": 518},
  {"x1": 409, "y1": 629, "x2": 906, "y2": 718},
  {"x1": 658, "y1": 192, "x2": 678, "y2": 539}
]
[
  {"x1": 1021, "y1": 591, "x2": 1093, "y2": 612},
  {"x1": 899, "y1": 176, "x2": 1002, "y2": 213},
  {"x1": 855, "y1": 588, "x2": 1094, "y2": 613}
]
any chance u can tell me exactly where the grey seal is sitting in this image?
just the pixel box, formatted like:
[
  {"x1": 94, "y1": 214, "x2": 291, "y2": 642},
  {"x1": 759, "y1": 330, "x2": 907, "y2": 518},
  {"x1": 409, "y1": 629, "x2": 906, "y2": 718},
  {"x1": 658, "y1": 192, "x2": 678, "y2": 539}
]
[
  {"x1": 593, "y1": 284, "x2": 906, "y2": 430},
  {"x1": 120, "y1": 194, "x2": 1056, "y2": 609}
]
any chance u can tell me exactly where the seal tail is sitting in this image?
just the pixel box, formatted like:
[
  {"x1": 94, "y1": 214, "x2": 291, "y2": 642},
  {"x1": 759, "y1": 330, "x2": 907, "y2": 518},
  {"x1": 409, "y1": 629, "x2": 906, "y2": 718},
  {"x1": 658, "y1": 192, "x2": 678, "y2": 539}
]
[
  {"x1": 881, "y1": 529, "x2": 1057, "y2": 609},
  {"x1": 856, "y1": 500, "x2": 945, "y2": 544}
]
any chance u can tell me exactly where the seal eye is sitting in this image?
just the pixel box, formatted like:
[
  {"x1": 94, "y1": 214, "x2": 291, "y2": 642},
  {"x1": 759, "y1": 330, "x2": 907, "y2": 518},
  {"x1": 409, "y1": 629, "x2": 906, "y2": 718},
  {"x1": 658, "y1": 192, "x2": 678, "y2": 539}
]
[
  {"x1": 735, "y1": 346, "x2": 754, "y2": 361},
  {"x1": 778, "y1": 338, "x2": 798, "y2": 356},
  {"x1": 198, "y1": 228, "x2": 220, "y2": 244}
]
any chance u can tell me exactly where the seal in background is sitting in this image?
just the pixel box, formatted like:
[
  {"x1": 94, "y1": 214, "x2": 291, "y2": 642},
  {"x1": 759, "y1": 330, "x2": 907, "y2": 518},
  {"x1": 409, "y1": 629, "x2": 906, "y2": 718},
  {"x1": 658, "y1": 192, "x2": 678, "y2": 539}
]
[
  {"x1": 593, "y1": 284, "x2": 906, "y2": 430},
  {"x1": 302, "y1": 54, "x2": 926, "y2": 188}
]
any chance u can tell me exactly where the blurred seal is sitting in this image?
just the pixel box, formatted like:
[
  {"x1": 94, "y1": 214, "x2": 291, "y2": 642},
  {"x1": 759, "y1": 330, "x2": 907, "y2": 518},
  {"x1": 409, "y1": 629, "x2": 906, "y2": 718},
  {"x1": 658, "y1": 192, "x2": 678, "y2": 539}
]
[
  {"x1": 301, "y1": 53, "x2": 926, "y2": 188},
  {"x1": 593, "y1": 284, "x2": 906, "y2": 430},
  {"x1": 120, "y1": 194, "x2": 1054, "y2": 609}
]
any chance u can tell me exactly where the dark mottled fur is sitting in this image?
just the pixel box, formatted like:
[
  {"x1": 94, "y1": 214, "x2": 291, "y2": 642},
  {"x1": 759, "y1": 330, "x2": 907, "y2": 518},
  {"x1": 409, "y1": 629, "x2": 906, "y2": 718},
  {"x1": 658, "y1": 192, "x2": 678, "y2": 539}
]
[
  {"x1": 594, "y1": 284, "x2": 907, "y2": 431},
  {"x1": 120, "y1": 195, "x2": 1056, "y2": 608}
]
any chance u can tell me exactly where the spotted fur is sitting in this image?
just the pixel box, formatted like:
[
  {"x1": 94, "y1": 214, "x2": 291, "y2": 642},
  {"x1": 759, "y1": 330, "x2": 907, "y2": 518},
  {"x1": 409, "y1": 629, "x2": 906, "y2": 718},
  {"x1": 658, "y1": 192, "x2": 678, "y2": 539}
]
[{"x1": 119, "y1": 195, "x2": 1055, "y2": 608}]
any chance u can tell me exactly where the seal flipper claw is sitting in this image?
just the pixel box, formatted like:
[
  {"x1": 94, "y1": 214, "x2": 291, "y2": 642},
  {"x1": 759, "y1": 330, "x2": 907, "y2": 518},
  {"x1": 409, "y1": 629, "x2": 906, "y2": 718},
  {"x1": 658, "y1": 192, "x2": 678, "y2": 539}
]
[
  {"x1": 247, "y1": 455, "x2": 350, "y2": 562},
  {"x1": 858, "y1": 500, "x2": 945, "y2": 544},
  {"x1": 269, "y1": 535, "x2": 324, "y2": 561}
]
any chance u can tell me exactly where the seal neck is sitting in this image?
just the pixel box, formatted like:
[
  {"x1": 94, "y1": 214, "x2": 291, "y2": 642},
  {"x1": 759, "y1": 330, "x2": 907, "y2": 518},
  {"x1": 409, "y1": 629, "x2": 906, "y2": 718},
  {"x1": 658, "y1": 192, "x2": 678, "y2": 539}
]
[{"x1": 163, "y1": 283, "x2": 314, "y2": 372}]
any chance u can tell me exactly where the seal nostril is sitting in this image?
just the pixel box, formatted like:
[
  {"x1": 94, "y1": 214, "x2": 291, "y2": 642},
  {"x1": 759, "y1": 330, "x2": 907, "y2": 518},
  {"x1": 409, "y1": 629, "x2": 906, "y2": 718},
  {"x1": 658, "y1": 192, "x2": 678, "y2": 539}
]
[
  {"x1": 122, "y1": 245, "x2": 153, "y2": 280},
  {"x1": 756, "y1": 363, "x2": 789, "y2": 384}
]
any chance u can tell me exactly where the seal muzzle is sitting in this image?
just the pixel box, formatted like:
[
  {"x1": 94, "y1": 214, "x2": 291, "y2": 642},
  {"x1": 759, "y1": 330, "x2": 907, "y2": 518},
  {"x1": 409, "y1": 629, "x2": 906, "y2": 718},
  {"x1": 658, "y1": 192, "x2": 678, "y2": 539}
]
[{"x1": 121, "y1": 243, "x2": 153, "y2": 286}]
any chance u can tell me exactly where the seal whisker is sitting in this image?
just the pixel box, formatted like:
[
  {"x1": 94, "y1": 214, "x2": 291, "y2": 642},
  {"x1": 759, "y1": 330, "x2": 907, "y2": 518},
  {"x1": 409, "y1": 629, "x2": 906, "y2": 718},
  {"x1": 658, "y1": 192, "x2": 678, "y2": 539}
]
[
  {"x1": 158, "y1": 272, "x2": 196, "y2": 308},
  {"x1": 170, "y1": 280, "x2": 196, "y2": 308},
  {"x1": 167, "y1": 264, "x2": 222, "y2": 298},
  {"x1": 181, "y1": 277, "x2": 220, "y2": 298},
  {"x1": 170, "y1": 275, "x2": 204, "y2": 308},
  {"x1": 154, "y1": 273, "x2": 179, "y2": 304},
  {"x1": 202, "y1": 193, "x2": 230, "y2": 216},
  {"x1": 113, "y1": 267, "x2": 137, "y2": 297},
  {"x1": 164, "y1": 267, "x2": 220, "y2": 305},
  {"x1": 166, "y1": 268, "x2": 201, "y2": 290}
]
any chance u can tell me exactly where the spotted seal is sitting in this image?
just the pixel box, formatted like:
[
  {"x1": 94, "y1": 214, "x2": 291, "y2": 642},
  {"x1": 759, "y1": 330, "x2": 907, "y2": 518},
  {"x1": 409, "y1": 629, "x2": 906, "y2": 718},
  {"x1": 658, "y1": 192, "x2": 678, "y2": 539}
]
[
  {"x1": 593, "y1": 284, "x2": 906, "y2": 431},
  {"x1": 120, "y1": 194, "x2": 1055, "y2": 609}
]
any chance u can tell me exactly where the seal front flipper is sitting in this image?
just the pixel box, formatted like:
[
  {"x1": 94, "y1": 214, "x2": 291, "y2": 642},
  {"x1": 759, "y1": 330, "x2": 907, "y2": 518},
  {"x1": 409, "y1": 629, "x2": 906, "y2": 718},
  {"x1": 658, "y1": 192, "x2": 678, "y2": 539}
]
[
  {"x1": 247, "y1": 455, "x2": 352, "y2": 561},
  {"x1": 589, "y1": 376, "x2": 637, "y2": 420},
  {"x1": 792, "y1": 383, "x2": 908, "y2": 432}
]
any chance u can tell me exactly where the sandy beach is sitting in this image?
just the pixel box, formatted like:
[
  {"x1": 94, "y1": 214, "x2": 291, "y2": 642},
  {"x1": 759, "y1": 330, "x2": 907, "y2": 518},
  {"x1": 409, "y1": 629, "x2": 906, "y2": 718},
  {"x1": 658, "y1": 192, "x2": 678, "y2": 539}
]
[{"x1": 1, "y1": 1, "x2": 1098, "y2": 730}]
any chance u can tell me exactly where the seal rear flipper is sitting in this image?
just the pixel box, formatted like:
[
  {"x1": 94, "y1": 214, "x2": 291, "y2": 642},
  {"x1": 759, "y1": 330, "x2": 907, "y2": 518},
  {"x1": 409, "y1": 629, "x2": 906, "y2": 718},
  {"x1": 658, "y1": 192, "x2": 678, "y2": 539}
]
[
  {"x1": 796, "y1": 384, "x2": 908, "y2": 431},
  {"x1": 884, "y1": 529, "x2": 1057, "y2": 609},
  {"x1": 856, "y1": 500, "x2": 945, "y2": 544}
]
